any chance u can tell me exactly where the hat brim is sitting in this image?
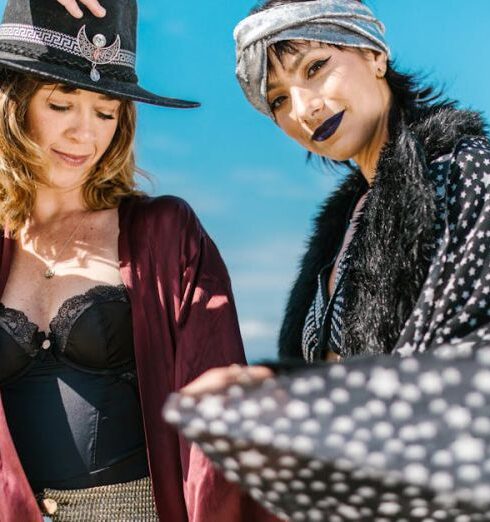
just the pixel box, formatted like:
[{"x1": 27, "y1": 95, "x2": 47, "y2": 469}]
[{"x1": 0, "y1": 51, "x2": 200, "y2": 109}]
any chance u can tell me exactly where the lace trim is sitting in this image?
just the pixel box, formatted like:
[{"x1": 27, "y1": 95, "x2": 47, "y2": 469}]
[
  {"x1": 0, "y1": 304, "x2": 38, "y2": 354},
  {"x1": 49, "y1": 284, "x2": 128, "y2": 352},
  {"x1": 0, "y1": 285, "x2": 128, "y2": 354}
]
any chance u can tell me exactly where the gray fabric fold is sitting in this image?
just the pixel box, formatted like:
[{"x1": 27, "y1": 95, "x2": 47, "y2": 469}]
[{"x1": 234, "y1": 0, "x2": 390, "y2": 118}]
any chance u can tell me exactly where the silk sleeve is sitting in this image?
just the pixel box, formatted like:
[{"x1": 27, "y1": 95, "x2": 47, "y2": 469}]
[{"x1": 172, "y1": 204, "x2": 281, "y2": 522}]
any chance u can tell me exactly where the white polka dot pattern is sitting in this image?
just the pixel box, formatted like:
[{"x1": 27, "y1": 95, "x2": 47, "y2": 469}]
[{"x1": 165, "y1": 347, "x2": 490, "y2": 521}]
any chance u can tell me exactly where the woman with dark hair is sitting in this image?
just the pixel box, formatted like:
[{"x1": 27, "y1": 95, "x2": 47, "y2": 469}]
[
  {"x1": 0, "y1": 0, "x2": 279, "y2": 520},
  {"x1": 165, "y1": 1, "x2": 490, "y2": 520}
]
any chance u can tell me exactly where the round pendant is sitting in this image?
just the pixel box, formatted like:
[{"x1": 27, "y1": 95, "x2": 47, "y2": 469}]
[
  {"x1": 44, "y1": 268, "x2": 55, "y2": 279},
  {"x1": 92, "y1": 34, "x2": 107, "y2": 48}
]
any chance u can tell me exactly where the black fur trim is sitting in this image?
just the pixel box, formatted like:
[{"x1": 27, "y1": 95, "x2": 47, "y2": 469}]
[{"x1": 279, "y1": 105, "x2": 487, "y2": 360}]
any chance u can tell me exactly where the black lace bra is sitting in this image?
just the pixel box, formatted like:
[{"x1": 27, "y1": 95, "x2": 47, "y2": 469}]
[{"x1": 0, "y1": 284, "x2": 134, "y2": 384}]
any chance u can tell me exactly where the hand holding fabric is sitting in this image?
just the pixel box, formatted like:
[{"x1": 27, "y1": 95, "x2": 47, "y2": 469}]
[{"x1": 181, "y1": 365, "x2": 274, "y2": 397}]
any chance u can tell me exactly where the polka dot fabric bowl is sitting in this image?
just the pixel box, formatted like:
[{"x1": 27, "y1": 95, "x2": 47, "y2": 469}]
[{"x1": 165, "y1": 343, "x2": 490, "y2": 521}]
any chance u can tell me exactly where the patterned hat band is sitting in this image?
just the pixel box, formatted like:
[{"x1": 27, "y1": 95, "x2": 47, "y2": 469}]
[{"x1": 0, "y1": 23, "x2": 136, "y2": 83}]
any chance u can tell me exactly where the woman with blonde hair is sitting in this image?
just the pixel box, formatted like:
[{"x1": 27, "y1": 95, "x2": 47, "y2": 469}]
[{"x1": 0, "y1": 0, "x2": 279, "y2": 520}]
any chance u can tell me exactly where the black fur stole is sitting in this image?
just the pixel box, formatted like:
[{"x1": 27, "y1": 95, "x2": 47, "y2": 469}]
[{"x1": 279, "y1": 105, "x2": 487, "y2": 359}]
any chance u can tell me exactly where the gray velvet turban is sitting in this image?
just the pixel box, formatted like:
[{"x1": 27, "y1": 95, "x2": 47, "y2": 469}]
[{"x1": 234, "y1": 0, "x2": 391, "y2": 118}]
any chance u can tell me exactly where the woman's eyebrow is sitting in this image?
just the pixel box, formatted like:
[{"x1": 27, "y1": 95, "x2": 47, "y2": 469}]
[
  {"x1": 98, "y1": 94, "x2": 119, "y2": 102},
  {"x1": 267, "y1": 50, "x2": 310, "y2": 92}
]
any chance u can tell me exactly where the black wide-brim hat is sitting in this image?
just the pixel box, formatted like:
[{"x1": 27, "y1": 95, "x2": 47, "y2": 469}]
[{"x1": 0, "y1": 0, "x2": 199, "y2": 108}]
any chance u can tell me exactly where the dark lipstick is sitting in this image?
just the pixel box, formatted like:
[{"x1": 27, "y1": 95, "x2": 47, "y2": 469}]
[{"x1": 311, "y1": 110, "x2": 345, "y2": 142}]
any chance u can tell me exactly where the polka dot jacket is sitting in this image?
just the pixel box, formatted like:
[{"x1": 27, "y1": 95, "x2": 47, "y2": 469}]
[{"x1": 165, "y1": 344, "x2": 490, "y2": 521}]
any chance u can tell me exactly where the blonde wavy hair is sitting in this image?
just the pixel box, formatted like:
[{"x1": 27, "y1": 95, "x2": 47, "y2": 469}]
[{"x1": 0, "y1": 70, "x2": 143, "y2": 236}]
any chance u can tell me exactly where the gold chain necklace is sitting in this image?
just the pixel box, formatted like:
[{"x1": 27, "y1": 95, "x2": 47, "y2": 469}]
[{"x1": 43, "y1": 214, "x2": 88, "y2": 279}]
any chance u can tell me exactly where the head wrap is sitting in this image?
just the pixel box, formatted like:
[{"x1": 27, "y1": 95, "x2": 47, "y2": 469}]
[{"x1": 234, "y1": 0, "x2": 390, "y2": 118}]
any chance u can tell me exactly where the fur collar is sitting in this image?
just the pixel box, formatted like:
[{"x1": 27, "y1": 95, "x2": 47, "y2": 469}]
[{"x1": 279, "y1": 105, "x2": 487, "y2": 359}]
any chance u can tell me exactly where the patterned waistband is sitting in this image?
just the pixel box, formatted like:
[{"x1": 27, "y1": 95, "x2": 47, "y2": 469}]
[{"x1": 38, "y1": 476, "x2": 158, "y2": 522}]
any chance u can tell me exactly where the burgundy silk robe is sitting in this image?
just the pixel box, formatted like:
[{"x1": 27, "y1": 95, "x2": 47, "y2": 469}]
[{"x1": 0, "y1": 196, "x2": 279, "y2": 522}]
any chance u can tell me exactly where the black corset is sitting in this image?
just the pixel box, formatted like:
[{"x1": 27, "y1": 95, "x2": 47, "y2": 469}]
[{"x1": 0, "y1": 285, "x2": 149, "y2": 492}]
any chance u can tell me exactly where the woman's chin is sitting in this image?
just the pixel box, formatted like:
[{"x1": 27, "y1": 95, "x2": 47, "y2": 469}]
[
  {"x1": 306, "y1": 135, "x2": 353, "y2": 162},
  {"x1": 46, "y1": 172, "x2": 88, "y2": 191},
  {"x1": 314, "y1": 146, "x2": 353, "y2": 163}
]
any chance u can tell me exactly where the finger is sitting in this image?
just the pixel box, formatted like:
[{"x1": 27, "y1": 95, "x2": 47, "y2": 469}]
[
  {"x1": 180, "y1": 367, "x2": 239, "y2": 396},
  {"x1": 244, "y1": 366, "x2": 275, "y2": 380},
  {"x1": 180, "y1": 366, "x2": 274, "y2": 396},
  {"x1": 56, "y1": 0, "x2": 84, "y2": 18},
  {"x1": 79, "y1": 0, "x2": 106, "y2": 17}
]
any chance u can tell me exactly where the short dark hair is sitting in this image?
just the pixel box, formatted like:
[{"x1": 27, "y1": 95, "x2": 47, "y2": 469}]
[{"x1": 250, "y1": 0, "x2": 443, "y2": 172}]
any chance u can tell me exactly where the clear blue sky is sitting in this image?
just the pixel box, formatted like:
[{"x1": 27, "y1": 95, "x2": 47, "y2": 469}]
[{"x1": 2, "y1": 1, "x2": 490, "y2": 361}]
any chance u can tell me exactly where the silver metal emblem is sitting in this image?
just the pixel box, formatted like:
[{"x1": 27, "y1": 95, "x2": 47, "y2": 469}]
[
  {"x1": 92, "y1": 34, "x2": 107, "y2": 48},
  {"x1": 76, "y1": 25, "x2": 121, "y2": 82}
]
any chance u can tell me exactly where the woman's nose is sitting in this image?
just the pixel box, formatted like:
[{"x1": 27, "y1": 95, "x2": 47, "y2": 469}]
[
  {"x1": 66, "y1": 112, "x2": 96, "y2": 142},
  {"x1": 290, "y1": 87, "x2": 323, "y2": 123}
]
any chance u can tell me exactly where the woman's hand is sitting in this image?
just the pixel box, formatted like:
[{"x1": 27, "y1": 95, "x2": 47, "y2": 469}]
[
  {"x1": 181, "y1": 365, "x2": 274, "y2": 396},
  {"x1": 56, "y1": 0, "x2": 106, "y2": 18}
]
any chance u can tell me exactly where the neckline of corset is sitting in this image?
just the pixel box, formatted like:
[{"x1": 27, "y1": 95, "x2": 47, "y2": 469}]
[{"x1": 0, "y1": 284, "x2": 128, "y2": 346}]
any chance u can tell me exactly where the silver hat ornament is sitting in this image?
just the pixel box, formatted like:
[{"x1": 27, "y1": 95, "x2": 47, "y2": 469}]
[
  {"x1": 0, "y1": 0, "x2": 200, "y2": 108},
  {"x1": 76, "y1": 25, "x2": 121, "y2": 82}
]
